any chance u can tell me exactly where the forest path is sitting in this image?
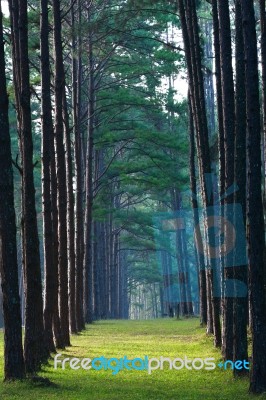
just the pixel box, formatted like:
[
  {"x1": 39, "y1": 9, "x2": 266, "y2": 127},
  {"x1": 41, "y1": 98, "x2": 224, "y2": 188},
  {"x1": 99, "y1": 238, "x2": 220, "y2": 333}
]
[{"x1": 0, "y1": 319, "x2": 263, "y2": 399}]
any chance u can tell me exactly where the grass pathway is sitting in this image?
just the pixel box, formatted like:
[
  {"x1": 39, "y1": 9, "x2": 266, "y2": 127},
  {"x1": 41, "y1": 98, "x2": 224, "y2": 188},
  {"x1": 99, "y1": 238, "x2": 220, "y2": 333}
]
[{"x1": 1, "y1": 318, "x2": 266, "y2": 399}]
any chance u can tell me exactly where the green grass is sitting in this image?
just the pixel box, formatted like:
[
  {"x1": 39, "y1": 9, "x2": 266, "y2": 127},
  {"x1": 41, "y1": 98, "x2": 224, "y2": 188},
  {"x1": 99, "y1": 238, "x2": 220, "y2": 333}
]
[{"x1": 0, "y1": 318, "x2": 266, "y2": 399}]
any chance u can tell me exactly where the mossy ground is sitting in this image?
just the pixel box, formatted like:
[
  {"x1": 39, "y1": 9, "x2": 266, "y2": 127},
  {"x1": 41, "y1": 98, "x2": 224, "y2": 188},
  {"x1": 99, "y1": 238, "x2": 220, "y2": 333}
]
[{"x1": 1, "y1": 318, "x2": 266, "y2": 399}]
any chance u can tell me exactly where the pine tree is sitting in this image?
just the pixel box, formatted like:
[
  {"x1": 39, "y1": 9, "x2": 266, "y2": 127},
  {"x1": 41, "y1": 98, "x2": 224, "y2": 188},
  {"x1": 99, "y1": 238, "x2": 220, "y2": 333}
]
[
  {"x1": 0, "y1": 2, "x2": 25, "y2": 380},
  {"x1": 240, "y1": 0, "x2": 266, "y2": 392}
]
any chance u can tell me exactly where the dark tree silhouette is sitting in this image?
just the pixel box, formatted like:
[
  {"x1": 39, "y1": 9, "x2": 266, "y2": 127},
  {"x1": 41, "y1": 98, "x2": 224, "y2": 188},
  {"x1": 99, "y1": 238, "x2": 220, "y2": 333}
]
[
  {"x1": 0, "y1": 2, "x2": 25, "y2": 380},
  {"x1": 240, "y1": 0, "x2": 266, "y2": 393},
  {"x1": 41, "y1": 0, "x2": 56, "y2": 353},
  {"x1": 52, "y1": 0, "x2": 70, "y2": 346},
  {"x1": 8, "y1": 0, "x2": 47, "y2": 372},
  {"x1": 233, "y1": 0, "x2": 248, "y2": 375}
]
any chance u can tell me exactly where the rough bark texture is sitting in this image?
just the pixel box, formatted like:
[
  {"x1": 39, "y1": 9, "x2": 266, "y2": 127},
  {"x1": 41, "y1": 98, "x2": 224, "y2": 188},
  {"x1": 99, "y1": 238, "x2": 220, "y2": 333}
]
[
  {"x1": 188, "y1": 94, "x2": 207, "y2": 325},
  {"x1": 240, "y1": 0, "x2": 266, "y2": 393},
  {"x1": 260, "y1": 0, "x2": 266, "y2": 220},
  {"x1": 233, "y1": 0, "x2": 248, "y2": 376},
  {"x1": 9, "y1": 0, "x2": 47, "y2": 372},
  {"x1": 84, "y1": 9, "x2": 94, "y2": 323},
  {"x1": 50, "y1": 126, "x2": 64, "y2": 349},
  {"x1": 0, "y1": 4, "x2": 25, "y2": 379},
  {"x1": 63, "y1": 89, "x2": 77, "y2": 333},
  {"x1": 52, "y1": 0, "x2": 70, "y2": 346},
  {"x1": 217, "y1": 0, "x2": 236, "y2": 361},
  {"x1": 72, "y1": 0, "x2": 85, "y2": 332},
  {"x1": 178, "y1": 0, "x2": 221, "y2": 347},
  {"x1": 41, "y1": 0, "x2": 56, "y2": 353}
]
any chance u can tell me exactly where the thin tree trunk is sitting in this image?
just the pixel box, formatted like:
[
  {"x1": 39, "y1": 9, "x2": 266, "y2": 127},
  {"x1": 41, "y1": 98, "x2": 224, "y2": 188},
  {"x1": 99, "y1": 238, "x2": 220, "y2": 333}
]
[
  {"x1": 217, "y1": 0, "x2": 235, "y2": 361},
  {"x1": 233, "y1": 0, "x2": 248, "y2": 376},
  {"x1": 63, "y1": 89, "x2": 77, "y2": 334},
  {"x1": 211, "y1": 0, "x2": 225, "y2": 345},
  {"x1": 188, "y1": 94, "x2": 207, "y2": 325},
  {"x1": 72, "y1": 0, "x2": 85, "y2": 332},
  {"x1": 50, "y1": 133, "x2": 64, "y2": 349},
  {"x1": 41, "y1": 0, "x2": 56, "y2": 353},
  {"x1": 84, "y1": 8, "x2": 94, "y2": 323},
  {"x1": 52, "y1": 0, "x2": 70, "y2": 347}
]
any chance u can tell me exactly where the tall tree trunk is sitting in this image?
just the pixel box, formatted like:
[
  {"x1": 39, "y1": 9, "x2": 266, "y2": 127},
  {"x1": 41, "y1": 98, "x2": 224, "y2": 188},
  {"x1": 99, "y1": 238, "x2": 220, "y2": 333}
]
[
  {"x1": 178, "y1": 0, "x2": 221, "y2": 347},
  {"x1": 188, "y1": 94, "x2": 207, "y2": 325},
  {"x1": 260, "y1": 0, "x2": 266, "y2": 228},
  {"x1": 41, "y1": 0, "x2": 56, "y2": 353},
  {"x1": 84, "y1": 9, "x2": 94, "y2": 323},
  {"x1": 104, "y1": 220, "x2": 110, "y2": 319},
  {"x1": 240, "y1": 0, "x2": 266, "y2": 393},
  {"x1": 211, "y1": 0, "x2": 225, "y2": 343},
  {"x1": 52, "y1": 0, "x2": 70, "y2": 347},
  {"x1": 203, "y1": 16, "x2": 215, "y2": 139},
  {"x1": 260, "y1": 0, "x2": 266, "y2": 314},
  {"x1": 233, "y1": 0, "x2": 248, "y2": 375},
  {"x1": 93, "y1": 220, "x2": 101, "y2": 319},
  {"x1": 0, "y1": 3, "x2": 25, "y2": 379},
  {"x1": 9, "y1": 0, "x2": 47, "y2": 372},
  {"x1": 217, "y1": 0, "x2": 236, "y2": 361},
  {"x1": 72, "y1": 0, "x2": 85, "y2": 332},
  {"x1": 50, "y1": 126, "x2": 64, "y2": 349},
  {"x1": 212, "y1": 0, "x2": 225, "y2": 196},
  {"x1": 63, "y1": 89, "x2": 77, "y2": 334}
]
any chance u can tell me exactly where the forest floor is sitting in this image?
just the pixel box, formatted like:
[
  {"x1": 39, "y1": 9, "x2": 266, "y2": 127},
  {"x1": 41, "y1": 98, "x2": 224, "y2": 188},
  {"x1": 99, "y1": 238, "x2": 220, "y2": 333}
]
[{"x1": 0, "y1": 318, "x2": 266, "y2": 399}]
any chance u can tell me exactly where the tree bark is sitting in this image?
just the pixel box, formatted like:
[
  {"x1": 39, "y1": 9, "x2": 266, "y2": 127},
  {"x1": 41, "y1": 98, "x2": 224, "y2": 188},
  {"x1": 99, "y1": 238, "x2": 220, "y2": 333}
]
[
  {"x1": 84, "y1": 8, "x2": 94, "y2": 323},
  {"x1": 188, "y1": 94, "x2": 207, "y2": 325},
  {"x1": 63, "y1": 89, "x2": 77, "y2": 334},
  {"x1": 240, "y1": 0, "x2": 266, "y2": 393},
  {"x1": 260, "y1": 0, "x2": 266, "y2": 226},
  {"x1": 0, "y1": 3, "x2": 25, "y2": 379},
  {"x1": 52, "y1": 0, "x2": 70, "y2": 346},
  {"x1": 41, "y1": 0, "x2": 56, "y2": 353},
  {"x1": 217, "y1": 0, "x2": 235, "y2": 361},
  {"x1": 72, "y1": 0, "x2": 85, "y2": 332},
  {"x1": 233, "y1": 0, "x2": 248, "y2": 376},
  {"x1": 178, "y1": 0, "x2": 221, "y2": 346},
  {"x1": 9, "y1": 0, "x2": 47, "y2": 372}
]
